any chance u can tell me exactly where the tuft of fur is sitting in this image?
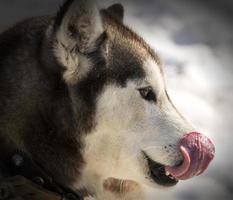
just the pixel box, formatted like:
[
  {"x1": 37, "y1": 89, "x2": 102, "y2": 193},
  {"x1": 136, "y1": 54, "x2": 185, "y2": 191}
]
[{"x1": 54, "y1": 0, "x2": 104, "y2": 85}]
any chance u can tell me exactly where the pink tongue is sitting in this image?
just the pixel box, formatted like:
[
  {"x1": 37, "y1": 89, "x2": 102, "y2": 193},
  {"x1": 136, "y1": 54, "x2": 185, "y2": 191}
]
[{"x1": 165, "y1": 132, "x2": 215, "y2": 180}]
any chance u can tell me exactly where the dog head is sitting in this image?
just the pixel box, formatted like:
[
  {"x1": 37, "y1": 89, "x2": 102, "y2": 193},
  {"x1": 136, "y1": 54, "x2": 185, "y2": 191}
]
[{"x1": 52, "y1": 0, "x2": 215, "y2": 197}]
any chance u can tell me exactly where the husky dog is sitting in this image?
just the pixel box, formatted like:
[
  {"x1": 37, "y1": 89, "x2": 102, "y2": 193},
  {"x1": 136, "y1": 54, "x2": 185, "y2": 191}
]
[{"x1": 0, "y1": 0, "x2": 215, "y2": 199}]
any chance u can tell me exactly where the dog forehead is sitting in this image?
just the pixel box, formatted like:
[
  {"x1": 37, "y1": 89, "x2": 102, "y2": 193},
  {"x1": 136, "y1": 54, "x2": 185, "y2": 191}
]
[
  {"x1": 106, "y1": 33, "x2": 164, "y2": 88},
  {"x1": 143, "y1": 58, "x2": 165, "y2": 94},
  {"x1": 100, "y1": 14, "x2": 163, "y2": 84},
  {"x1": 144, "y1": 58, "x2": 164, "y2": 81},
  {"x1": 101, "y1": 10, "x2": 161, "y2": 62}
]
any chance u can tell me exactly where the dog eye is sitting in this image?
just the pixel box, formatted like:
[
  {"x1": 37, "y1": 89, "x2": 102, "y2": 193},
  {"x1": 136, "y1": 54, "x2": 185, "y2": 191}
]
[{"x1": 138, "y1": 86, "x2": 156, "y2": 102}]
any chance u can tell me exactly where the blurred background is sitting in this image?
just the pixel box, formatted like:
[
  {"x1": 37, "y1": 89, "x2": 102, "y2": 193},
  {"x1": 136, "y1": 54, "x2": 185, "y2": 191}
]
[{"x1": 0, "y1": 0, "x2": 232, "y2": 199}]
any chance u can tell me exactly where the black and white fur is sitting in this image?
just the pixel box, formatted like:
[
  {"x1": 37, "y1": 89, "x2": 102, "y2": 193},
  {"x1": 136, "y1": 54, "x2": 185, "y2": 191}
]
[{"x1": 0, "y1": 0, "x2": 194, "y2": 199}]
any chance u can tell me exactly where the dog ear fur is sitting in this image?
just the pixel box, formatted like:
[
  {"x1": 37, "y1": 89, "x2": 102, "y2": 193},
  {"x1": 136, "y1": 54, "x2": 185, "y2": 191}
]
[{"x1": 53, "y1": 0, "x2": 104, "y2": 83}]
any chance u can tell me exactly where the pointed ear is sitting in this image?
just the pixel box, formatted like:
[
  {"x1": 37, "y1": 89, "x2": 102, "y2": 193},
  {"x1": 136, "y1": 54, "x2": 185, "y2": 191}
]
[
  {"x1": 106, "y1": 3, "x2": 124, "y2": 22},
  {"x1": 53, "y1": 0, "x2": 105, "y2": 83}
]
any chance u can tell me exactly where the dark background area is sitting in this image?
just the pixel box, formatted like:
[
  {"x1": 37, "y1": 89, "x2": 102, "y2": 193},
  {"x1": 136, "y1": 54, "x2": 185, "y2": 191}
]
[{"x1": 0, "y1": 0, "x2": 232, "y2": 199}]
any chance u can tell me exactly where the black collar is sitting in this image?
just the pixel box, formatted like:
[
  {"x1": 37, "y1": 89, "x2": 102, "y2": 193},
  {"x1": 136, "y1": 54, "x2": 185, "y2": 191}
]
[{"x1": 2, "y1": 151, "x2": 83, "y2": 200}]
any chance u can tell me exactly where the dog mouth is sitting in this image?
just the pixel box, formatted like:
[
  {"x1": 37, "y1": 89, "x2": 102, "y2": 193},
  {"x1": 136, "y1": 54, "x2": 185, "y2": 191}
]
[
  {"x1": 143, "y1": 153, "x2": 179, "y2": 187},
  {"x1": 143, "y1": 132, "x2": 215, "y2": 187}
]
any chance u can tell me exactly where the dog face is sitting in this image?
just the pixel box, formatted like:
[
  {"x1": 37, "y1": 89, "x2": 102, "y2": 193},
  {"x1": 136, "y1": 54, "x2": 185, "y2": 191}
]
[{"x1": 52, "y1": 0, "x2": 215, "y2": 198}]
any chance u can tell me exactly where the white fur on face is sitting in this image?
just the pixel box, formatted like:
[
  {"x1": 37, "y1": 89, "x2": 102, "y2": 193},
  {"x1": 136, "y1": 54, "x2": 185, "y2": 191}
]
[
  {"x1": 140, "y1": 59, "x2": 193, "y2": 166},
  {"x1": 75, "y1": 58, "x2": 194, "y2": 199}
]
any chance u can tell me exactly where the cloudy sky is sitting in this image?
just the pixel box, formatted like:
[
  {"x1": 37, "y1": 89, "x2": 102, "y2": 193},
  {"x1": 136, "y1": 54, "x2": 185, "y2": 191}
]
[{"x1": 0, "y1": 0, "x2": 232, "y2": 199}]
